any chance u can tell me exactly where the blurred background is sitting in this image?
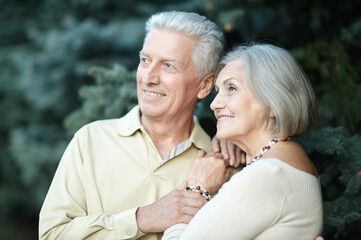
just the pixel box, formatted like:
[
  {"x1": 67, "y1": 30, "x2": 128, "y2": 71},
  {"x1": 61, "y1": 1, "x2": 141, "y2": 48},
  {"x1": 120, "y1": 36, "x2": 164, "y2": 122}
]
[{"x1": 0, "y1": 0, "x2": 360, "y2": 239}]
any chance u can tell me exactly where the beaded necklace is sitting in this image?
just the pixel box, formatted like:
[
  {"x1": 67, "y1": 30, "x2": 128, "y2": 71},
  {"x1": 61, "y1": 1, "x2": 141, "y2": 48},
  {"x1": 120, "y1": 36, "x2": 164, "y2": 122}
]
[{"x1": 246, "y1": 137, "x2": 281, "y2": 166}]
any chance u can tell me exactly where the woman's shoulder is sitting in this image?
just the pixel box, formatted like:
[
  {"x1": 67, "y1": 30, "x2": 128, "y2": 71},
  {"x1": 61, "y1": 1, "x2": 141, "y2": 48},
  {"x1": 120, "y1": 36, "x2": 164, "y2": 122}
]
[
  {"x1": 247, "y1": 158, "x2": 321, "y2": 197},
  {"x1": 263, "y1": 140, "x2": 318, "y2": 177}
]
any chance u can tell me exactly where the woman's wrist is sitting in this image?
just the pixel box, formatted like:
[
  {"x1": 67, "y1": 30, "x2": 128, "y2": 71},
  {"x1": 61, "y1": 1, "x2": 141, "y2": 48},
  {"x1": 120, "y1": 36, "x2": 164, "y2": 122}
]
[{"x1": 185, "y1": 185, "x2": 211, "y2": 201}]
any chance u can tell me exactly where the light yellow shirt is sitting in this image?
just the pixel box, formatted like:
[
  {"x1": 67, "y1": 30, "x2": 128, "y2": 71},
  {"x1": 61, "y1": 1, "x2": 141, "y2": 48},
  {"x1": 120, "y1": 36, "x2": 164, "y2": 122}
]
[{"x1": 39, "y1": 106, "x2": 212, "y2": 240}]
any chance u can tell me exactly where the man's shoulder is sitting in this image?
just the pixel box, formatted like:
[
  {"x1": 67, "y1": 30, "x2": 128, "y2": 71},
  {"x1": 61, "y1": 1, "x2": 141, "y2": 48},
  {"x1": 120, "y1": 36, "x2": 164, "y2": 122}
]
[
  {"x1": 190, "y1": 119, "x2": 212, "y2": 153},
  {"x1": 89, "y1": 118, "x2": 119, "y2": 127},
  {"x1": 76, "y1": 118, "x2": 120, "y2": 136},
  {"x1": 74, "y1": 106, "x2": 140, "y2": 139}
]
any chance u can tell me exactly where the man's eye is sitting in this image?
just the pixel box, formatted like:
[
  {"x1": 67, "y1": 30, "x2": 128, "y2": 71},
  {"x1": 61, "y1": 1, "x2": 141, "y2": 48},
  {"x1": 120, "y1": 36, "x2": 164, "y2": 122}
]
[
  {"x1": 141, "y1": 58, "x2": 148, "y2": 62},
  {"x1": 165, "y1": 63, "x2": 172, "y2": 68}
]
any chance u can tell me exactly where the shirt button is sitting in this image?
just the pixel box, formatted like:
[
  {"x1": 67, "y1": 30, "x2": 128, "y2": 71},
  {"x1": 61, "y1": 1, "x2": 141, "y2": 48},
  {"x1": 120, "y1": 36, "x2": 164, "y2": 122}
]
[
  {"x1": 127, "y1": 231, "x2": 131, "y2": 236},
  {"x1": 152, "y1": 150, "x2": 157, "y2": 155}
]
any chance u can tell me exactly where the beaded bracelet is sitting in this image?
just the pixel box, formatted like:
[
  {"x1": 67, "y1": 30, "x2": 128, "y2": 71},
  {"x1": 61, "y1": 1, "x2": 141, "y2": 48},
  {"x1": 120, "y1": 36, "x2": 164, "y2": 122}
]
[{"x1": 186, "y1": 186, "x2": 211, "y2": 201}]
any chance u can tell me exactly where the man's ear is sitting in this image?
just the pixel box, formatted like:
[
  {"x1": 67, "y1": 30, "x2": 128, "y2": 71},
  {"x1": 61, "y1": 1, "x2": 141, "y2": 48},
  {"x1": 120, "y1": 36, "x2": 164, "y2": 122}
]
[{"x1": 197, "y1": 73, "x2": 215, "y2": 99}]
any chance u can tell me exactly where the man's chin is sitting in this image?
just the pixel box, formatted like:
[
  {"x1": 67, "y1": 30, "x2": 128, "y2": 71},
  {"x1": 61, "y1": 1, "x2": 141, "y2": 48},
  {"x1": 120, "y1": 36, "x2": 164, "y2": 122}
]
[{"x1": 139, "y1": 104, "x2": 165, "y2": 119}]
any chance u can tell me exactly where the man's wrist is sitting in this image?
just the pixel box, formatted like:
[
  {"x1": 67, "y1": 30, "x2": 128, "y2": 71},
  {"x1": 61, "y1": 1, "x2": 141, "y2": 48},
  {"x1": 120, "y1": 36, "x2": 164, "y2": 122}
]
[{"x1": 135, "y1": 207, "x2": 149, "y2": 233}]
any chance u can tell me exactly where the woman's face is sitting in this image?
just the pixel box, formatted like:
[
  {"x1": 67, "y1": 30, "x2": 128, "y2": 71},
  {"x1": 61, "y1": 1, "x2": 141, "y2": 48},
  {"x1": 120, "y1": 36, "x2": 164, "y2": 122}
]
[{"x1": 210, "y1": 60, "x2": 268, "y2": 143}]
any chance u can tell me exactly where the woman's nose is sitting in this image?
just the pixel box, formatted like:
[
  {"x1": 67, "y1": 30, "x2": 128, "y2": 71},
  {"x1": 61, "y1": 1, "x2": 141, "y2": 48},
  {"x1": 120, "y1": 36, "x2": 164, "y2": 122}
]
[{"x1": 210, "y1": 91, "x2": 225, "y2": 111}]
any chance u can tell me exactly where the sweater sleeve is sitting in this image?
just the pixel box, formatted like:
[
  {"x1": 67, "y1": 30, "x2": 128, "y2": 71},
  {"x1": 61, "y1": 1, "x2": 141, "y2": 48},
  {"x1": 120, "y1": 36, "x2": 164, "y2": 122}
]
[
  {"x1": 39, "y1": 127, "x2": 144, "y2": 240},
  {"x1": 162, "y1": 163, "x2": 286, "y2": 240}
]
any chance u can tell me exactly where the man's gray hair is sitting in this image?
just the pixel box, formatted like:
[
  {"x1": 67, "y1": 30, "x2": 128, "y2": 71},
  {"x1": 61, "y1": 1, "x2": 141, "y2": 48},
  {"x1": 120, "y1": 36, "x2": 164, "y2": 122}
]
[
  {"x1": 145, "y1": 11, "x2": 224, "y2": 80},
  {"x1": 219, "y1": 43, "x2": 318, "y2": 139}
]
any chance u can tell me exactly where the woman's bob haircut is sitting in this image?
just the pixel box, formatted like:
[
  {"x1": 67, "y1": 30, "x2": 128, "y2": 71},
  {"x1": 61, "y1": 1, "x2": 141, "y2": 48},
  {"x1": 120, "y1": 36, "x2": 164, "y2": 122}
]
[{"x1": 218, "y1": 43, "x2": 318, "y2": 139}]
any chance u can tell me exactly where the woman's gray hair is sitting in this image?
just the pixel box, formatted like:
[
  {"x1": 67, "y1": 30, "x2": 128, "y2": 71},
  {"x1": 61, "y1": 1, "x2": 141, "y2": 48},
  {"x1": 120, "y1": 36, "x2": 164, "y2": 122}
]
[
  {"x1": 145, "y1": 11, "x2": 224, "y2": 80},
  {"x1": 219, "y1": 43, "x2": 318, "y2": 139}
]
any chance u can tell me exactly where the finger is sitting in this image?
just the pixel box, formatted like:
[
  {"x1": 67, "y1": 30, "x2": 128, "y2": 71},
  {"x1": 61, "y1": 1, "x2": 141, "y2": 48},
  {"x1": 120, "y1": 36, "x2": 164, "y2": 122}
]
[
  {"x1": 227, "y1": 141, "x2": 236, "y2": 166},
  {"x1": 240, "y1": 151, "x2": 247, "y2": 164},
  {"x1": 196, "y1": 149, "x2": 206, "y2": 158},
  {"x1": 234, "y1": 147, "x2": 243, "y2": 167},
  {"x1": 220, "y1": 140, "x2": 229, "y2": 160},
  {"x1": 182, "y1": 191, "x2": 208, "y2": 206},
  {"x1": 182, "y1": 205, "x2": 204, "y2": 218},
  {"x1": 213, "y1": 152, "x2": 224, "y2": 159},
  {"x1": 211, "y1": 136, "x2": 220, "y2": 153},
  {"x1": 177, "y1": 181, "x2": 188, "y2": 190},
  {"x1": 177, "y1": 213, "x2": 194, "y2": 224},
  {"x1": 225, "y1": 167, "x2": 232, "y2": 182}
]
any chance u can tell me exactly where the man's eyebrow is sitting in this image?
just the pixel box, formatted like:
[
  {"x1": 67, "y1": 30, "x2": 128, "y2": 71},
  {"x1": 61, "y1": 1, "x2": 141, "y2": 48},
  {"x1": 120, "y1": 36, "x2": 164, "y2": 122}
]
[
  {"x1": 162, "y1": 57, "x2": 177, "y2": 62},
  {"x1": 139, "y1": 51, "x2": 149, "y2": 56},
  {"x1": 162, "y1": 57, "x2": 183, "y2": 66},
  {"x1": 139, "y1": 51, "x2": 183, "y2": 67}
]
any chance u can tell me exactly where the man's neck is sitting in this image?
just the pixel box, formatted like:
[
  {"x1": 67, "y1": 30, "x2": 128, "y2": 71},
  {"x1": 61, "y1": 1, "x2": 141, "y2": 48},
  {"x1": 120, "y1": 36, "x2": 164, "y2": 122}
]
[{"x1": 141, "y1": 114, "x2": 194, "y2": 159}]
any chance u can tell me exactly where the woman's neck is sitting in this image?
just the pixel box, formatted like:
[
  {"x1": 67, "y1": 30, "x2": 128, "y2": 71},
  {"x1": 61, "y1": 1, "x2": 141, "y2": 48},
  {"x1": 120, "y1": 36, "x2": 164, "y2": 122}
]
[{"x1": 234, "y1": 131, "x2": 276, "y2": 163}]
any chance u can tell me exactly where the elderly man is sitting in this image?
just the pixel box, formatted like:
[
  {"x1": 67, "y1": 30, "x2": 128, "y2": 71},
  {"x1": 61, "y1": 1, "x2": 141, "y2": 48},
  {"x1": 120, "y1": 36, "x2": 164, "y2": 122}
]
[{"x1": 39, "y1": 11, "x2": 231, "y2": 240}]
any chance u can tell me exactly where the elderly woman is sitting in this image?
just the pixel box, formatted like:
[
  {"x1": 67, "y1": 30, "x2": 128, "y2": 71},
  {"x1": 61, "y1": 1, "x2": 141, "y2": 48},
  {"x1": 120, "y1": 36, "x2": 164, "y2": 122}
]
[{"x1": 162, "y1": 44, "x2": 323, "y2": 239}]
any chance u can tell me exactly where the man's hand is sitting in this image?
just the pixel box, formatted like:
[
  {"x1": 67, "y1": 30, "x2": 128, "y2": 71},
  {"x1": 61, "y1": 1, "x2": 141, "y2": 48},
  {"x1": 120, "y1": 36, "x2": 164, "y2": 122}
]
[
  {"x1": 212, "y1": 136, "x2": 245, "y2": 167},
  {"x1": 187, "y1": 150, "x2": 232, "y2": 195},
  {"x1": 136, "y1": 183, "x2": 207, "y2": 233}
]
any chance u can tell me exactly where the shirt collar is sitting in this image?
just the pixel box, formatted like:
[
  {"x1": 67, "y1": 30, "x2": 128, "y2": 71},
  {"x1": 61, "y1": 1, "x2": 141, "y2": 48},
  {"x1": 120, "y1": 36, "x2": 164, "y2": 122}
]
[
  {"x1": 189, "y1": 116, "x2": 212, "y2": 153},
  {"x1": 117, "y1": 105, "x2": 142, "y2": 136},
  {"x1": 117, "y1": 105, "x2": 212, "y2": 152}
]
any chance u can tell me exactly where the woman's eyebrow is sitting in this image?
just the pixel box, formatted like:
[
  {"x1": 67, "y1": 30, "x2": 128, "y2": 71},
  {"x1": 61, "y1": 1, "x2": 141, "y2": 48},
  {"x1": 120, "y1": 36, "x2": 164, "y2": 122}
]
[{"x1": 222, "y1": 78, "x2": 237, "y2": 85}]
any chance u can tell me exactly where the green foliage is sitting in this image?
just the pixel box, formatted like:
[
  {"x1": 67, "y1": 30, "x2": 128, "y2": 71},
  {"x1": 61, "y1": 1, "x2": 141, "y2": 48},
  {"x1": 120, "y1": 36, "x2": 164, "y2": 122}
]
[
  {"x1": 293, "y1": 38, "x2": 361, "y2": 132},
  {"x1": 296, "y1": 127, "x2": 361, "y2": 238},
  {"x1": 9, "y1": 125, "x2": 68, "y2": 208},
  {"x1": 64, "y1": 65, "x2": 138, "y2": 136}
]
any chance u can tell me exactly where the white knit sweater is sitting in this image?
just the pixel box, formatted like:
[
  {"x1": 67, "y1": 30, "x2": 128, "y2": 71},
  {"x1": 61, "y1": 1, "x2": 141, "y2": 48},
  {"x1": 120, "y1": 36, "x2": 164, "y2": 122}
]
[{"x1": 162, "y1": 158, "x2": 323, "y2": 240}]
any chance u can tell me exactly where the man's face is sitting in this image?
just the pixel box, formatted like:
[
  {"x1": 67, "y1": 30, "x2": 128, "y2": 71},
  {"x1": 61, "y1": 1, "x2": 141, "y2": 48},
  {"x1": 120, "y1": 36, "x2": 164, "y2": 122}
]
[{"x1": 136, "y1": 29, "x2": 201, "y2": 121}]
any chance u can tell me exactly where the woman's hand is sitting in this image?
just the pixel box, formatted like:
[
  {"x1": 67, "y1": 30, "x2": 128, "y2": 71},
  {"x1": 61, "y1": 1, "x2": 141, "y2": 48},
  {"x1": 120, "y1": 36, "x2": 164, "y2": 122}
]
[
  {"x1": 187, "y1": 150, "x2": 232, "y2": 195},
  {"x1": 212, "y1": 136, "x2": 246, "y2": 167}
]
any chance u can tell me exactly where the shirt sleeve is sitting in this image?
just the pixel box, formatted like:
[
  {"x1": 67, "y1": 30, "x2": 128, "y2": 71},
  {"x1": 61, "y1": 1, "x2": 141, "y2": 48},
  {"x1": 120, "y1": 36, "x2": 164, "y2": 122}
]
[
  {"x1": 39, "y1": 127, "x2": 145, "y2": 240},
  {"x1": 162, "y1": 164, "x2": 285, "y2": 240}
]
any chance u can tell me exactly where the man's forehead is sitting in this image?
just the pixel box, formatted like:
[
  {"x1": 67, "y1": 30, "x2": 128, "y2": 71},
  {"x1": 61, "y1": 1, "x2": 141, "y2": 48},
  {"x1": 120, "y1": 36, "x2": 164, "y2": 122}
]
[
  {"x1": 141, "y1": 30, "x2": 194, "y2": 60},
  {"x1": 139, "y1": 48, "x2": 193, "y2": 69}
]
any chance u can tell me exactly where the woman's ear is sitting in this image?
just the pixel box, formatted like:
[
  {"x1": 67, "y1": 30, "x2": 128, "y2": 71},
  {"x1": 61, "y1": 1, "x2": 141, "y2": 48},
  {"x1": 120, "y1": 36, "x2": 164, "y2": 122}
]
[
  {"x1": 197, "y1": 73, "x2": 215, "y2": 99},
  {"x1": 269, "y1": 109, "x2": 275, "y2": 118}
]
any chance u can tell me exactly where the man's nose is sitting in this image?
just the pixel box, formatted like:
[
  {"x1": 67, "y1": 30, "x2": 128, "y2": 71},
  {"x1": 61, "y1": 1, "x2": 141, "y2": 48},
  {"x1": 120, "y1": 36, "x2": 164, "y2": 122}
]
[{"x1": 142, "y1": 64, "x2": 160, "y2": 85}]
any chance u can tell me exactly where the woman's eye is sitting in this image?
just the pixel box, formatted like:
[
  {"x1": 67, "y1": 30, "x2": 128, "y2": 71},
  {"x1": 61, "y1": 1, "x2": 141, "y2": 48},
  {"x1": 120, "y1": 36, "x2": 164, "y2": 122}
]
[
  {"x1": 228, "y1": 86, "x2": 237, "y2": 92},
  {"x1": 141, "y1": 58, "x2": 148, "y2": 63}
]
